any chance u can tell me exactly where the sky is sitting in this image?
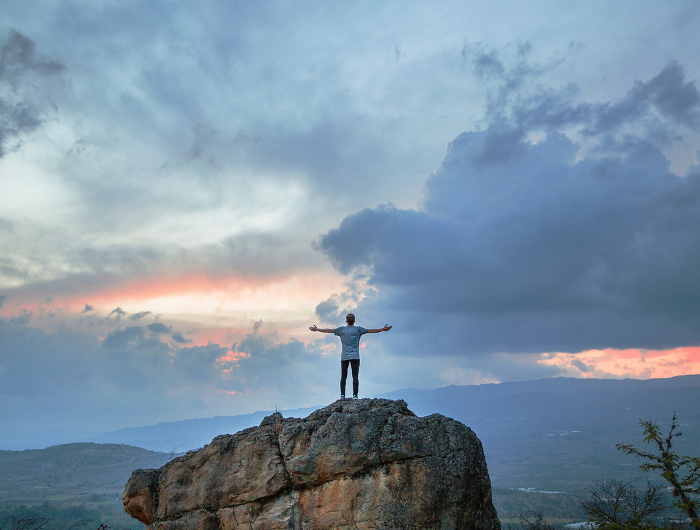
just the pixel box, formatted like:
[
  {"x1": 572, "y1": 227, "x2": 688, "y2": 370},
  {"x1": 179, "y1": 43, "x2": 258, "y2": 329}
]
[{"x1": 1, "y1": 1, "x2": 700, "y2": 448}]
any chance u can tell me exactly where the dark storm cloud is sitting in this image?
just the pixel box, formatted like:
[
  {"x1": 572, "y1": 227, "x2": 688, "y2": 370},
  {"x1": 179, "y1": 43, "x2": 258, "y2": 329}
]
[
  {"x1": 571, "y1": 359, "x2": 591, "y2": 373},
  {"x1": 102, "y1": 323, "x2": 183, "y2": 351},
  {"x1": 102, "y1": 326, "x2": 146, "y2": 349},
  {"x1": 147, "y1": 322, "x2": 171, "y2": 334},
  {"x1": 513, "y1": 61, "x2": 700, "y2": 138},
  {"x1": 171, "y1": 332, "x2": 192, "y2": 344},
  {"x1": 150, "y1": 326, "x2": 194, "y2": 345},
  {"x1": 108, "y1": 307, "x2": 126, "y2": 320},
  {"x1": 594, "y1": 61, "x2": 700, "y2": 131},
  {"x1": 463, "y1": 42, "x2": 564, "y2": 119},
  {"x1": 317, "y1": 63, "x2": 700, "y2": 356},
  {"x1": 460, "y1": 48, "x2": 700, "y2": 169},
  {"x1": 0, "y1": 29, "x2": 64, "y2": 157},
  {"x1": 315, "y1": 297, "x2": 341, "y2": 322}
]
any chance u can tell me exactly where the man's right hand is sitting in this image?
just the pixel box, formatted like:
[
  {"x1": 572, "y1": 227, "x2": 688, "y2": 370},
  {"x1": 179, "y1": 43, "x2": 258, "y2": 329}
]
[{"x1": 309, "y1": 325, "x2": 318, "y2": 332}]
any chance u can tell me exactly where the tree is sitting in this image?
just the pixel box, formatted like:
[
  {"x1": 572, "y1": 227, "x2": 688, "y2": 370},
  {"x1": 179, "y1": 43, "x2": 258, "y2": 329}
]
[
  {"x1": 509, "y1": 511, "x2": 557, "y2": 530},
  {"x1": 0, "y1": 516, "x2": 51, "y2": 530},
  {"x1": 617, "y1": 413, "x2": 700, "y2": 529},
  {"x1": 579, "y1": 478, "x2": 667, "y2": 529}
]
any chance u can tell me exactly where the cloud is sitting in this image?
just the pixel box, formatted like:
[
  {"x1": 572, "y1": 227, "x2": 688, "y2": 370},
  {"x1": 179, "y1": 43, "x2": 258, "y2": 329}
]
[
  {"x1": 512, "y1": 61, "x2": 700, "y2": 140},
  {"x1": 147, "y1": 322, "x2": 171, "y2": 334},
  {"x1": 8, "y1": 309, "x2": 31, "y2": 325},
  {"x1": 102, "y1": 326, "x2": 146, "y2": 349},
  {"x1": 218, "y1": 329, "x2": 336, "y2": 397},
  {"x1": 0, "y1": 315, "x2": 337, "y2": 436},
  {"x1": 129, "y1": 310, "x2": 152, "y2": 320},
  {"x1": 103, "y1": 324, "x2": 170, "y2": 351},
  {"x1": 0, "y1": 295, "x2": 7, "y2": 308},
  {"x1": 0, "y1": 228, "x2": 327, "y2": 305},
  {"x1": 0, "y1": 29, "x2": 65, "y2": 157},
  {"x1": 0, "y1": 30, "x2": 64, "y2": 83},
  {"x1": 172, "y1": 342, "x2": 230, "y2": 381},
  {"x1": 143, "y1": 323, "x2": 193, "y2": 345},
  {"x1": 0, "y1": 317, "x2": 179, "y2": 431},
  {"x1": 459, "y1": 47, "x2": 700, "y2": 168},
  {"x1": 462, "y1": 45, "x2": 505, "y2": 79},
  {"x1": 317, "y1": 63, "x2": 700, "y2": 358},
  {"x1": 171, "y1": 332, "x2": 192, "y2": 344},
  {"x1": 314, "y1": 277, "x2": 376, "y2": 324},
  {"x1": 570, "y1": 359, "x2": 591, "y2": 373},
  {"x1": 82, "y1": 303, "x2": 93, "y2": 313},
  {"x1": 107, "y1": 307, "x2": 126, "y2": 320}
]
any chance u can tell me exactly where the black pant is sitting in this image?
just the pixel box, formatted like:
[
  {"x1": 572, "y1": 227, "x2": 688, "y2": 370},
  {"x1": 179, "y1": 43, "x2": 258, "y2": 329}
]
[{"x1": 340, "y1": 359, "x2": 360, "y2": 396}]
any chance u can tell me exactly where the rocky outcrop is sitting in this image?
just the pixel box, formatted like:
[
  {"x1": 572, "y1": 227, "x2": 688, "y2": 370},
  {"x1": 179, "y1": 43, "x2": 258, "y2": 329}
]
[{"x1": 123, "y1": 398, "x2": 500, "y2": 530}]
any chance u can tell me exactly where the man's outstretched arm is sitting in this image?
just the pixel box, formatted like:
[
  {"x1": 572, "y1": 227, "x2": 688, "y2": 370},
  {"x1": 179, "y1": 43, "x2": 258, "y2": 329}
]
[
  {"x1": 309, "y1": 325, "x2": 335, "y2": 333},
  {"x1": 366, "y1": 325, "x2": 392, "y2": 333}
]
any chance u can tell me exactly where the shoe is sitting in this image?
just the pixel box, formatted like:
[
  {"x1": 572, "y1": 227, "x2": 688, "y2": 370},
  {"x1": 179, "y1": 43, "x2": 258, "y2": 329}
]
[
  {"x1": 340, "y1": 394, "x2": 345, "y2": 399},
  {"x1": 352, "y1": 395, "x2": 358, "y2": 399}
]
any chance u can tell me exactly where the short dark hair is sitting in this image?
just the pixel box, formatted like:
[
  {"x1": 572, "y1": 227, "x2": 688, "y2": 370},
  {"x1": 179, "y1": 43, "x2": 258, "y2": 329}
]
[{"x1": 346, "y1": 313, "x2": 355, "y2": 324}]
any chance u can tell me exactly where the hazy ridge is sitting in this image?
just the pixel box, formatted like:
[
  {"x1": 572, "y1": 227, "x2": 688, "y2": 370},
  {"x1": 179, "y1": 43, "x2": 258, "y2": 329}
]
[{"x1": 75, "y1": 375, "x2": 700, "y2": 492}]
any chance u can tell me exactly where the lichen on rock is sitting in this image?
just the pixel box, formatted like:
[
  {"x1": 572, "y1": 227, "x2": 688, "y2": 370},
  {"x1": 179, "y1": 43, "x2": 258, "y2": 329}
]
[{"x1": 123, "y1": 398, "x2": 500, "y2": 530}]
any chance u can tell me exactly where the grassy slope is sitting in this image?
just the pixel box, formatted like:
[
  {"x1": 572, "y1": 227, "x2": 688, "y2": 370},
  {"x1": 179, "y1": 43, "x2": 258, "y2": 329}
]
[{"x1": 0, "y1": 443, "x2": 174, "y2": 506}]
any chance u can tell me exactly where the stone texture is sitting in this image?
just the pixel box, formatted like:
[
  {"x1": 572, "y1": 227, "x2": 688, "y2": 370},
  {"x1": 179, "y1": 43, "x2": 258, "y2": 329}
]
[{"x1": 123, "y1": 398, "x2": 500, "y2": 530}]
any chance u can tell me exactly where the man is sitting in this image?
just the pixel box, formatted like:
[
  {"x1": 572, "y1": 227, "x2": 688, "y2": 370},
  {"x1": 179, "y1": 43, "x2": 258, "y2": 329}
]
[{"x1": 309, "y1": 313, "x2": 392, "y2": 399}]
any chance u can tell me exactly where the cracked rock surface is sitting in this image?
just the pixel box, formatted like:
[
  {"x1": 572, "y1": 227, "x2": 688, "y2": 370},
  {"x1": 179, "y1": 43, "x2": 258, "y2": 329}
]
[{"x1": 123, "y1": 398, "x2": 500, "y2": 530}]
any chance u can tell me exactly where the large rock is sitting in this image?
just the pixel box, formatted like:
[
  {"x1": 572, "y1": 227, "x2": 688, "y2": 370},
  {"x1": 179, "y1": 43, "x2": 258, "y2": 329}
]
[{"x1": 123, "y1": 399, "x2": 500, "y2": 530}]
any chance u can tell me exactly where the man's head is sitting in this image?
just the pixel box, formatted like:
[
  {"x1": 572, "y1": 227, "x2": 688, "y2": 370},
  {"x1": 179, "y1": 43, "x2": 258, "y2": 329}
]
[{"x1": 346, "y1": 313, "x2": 355, "y2": 326}]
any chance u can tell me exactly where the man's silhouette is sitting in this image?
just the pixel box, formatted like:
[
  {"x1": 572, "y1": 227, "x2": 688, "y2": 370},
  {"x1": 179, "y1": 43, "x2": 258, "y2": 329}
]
[{"x1": 310, "y1": 313, "x2": 392, "y2": 399}]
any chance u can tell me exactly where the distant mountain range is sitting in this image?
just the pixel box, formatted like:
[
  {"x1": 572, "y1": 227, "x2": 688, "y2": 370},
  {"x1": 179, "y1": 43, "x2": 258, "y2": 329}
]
[
  {"x1": 83, "y1": 406, "x2": 321, "y2": 453},
  {"x1": 382, "y1": 375, "x2": 700, "y2": 490},
  {"x1": 79, "y1": 374, "x2": 700, "y2": 492}
]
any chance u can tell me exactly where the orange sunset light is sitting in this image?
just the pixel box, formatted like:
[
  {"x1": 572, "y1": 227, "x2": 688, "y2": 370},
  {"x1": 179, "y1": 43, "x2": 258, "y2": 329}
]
[
  {"x1": 77, "y1": 271, "x2": 342, "y2": 308},
  {"x1": 539, "y1": 346, "x2": 700, "y2": 379},
  {"x1": 50, "y1": 270, "x2": 346, "y2": 326}
]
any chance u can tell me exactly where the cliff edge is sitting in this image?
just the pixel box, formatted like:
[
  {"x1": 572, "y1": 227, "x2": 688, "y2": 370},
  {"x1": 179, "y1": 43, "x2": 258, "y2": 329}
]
[{"x1": 123, "y1": 398, "x2": 500, "y2": 530}]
